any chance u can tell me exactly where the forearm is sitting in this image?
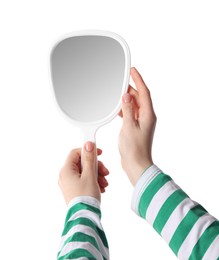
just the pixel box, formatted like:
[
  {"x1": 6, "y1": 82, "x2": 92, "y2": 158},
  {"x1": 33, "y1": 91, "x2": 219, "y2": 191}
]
[
  {"x1": 132, "y1": 165, "x2": 219, "y2": 259},
  {"x1": 57, "y1": 196, "x2": 109, "y2": 260}
]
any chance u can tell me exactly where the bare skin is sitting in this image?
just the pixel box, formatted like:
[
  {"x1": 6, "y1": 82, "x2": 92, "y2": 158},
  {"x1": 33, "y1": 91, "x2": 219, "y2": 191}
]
[
  {"x1": 58, "y1": 142, "x2": 109, "y2": 204},
  {"x1": 118, "y1": 67, "x2": 157, "y2": 185}
]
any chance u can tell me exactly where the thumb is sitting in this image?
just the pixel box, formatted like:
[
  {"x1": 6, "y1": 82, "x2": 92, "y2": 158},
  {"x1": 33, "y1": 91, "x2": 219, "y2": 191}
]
[
  {"x1": 122, "y1": 93, "x2": 135, "y2": 125},
  {"x1": 82, "y1": 142, "x2": 96, "y2": 177}
]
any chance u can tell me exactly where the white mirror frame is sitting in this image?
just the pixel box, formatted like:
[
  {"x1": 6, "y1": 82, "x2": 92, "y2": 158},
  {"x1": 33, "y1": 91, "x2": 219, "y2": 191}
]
[{"x1": 50, "y1": 30, "x2": 131, "y2": 142}]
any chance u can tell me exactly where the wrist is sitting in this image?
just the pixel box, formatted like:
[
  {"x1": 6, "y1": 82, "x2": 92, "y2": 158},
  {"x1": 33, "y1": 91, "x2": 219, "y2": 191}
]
[{"x1": 126, "y1": 160, "x2": 154, "y2": 186}]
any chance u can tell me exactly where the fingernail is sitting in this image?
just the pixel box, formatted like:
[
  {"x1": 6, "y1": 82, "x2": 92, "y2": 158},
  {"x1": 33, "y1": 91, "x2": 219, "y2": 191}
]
[
  {"x1": 123, "y1": 93, "x2": 131, "y2": 103},
  {"x1": 85, "y1": 142, "x2": 94, "y2": 152}
]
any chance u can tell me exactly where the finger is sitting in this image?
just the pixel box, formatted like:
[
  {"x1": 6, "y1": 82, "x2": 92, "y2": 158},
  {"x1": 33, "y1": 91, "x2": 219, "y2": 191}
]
[
  {"x1": 131, "y1": 67, "x2": 154, "y2": 110},
  {"x1": 97, "y1": 148, "x2": 102, "y2": 156},
  {"x1": 118, "y1": 85, "x2": 139, "y2": 118},
  {"x1": 65, "y1": 148, "x2": 81, "y2": 164},
  {"x1": 118, "y1": 85, "x2": 133, "y2": 118},
  {"x1": 81, "y1": 142, "x2": 96, "y2": 178},
  {"x1": 128, "y1": 85, "x2": 140, "y2": 107},
  {"x1": 64, "y1": 147, "x2": 101, "y2": 176},
  {"x1": 131, "y1": 67, "x2": 148, "y2": 93},
  {"x1": 131, "y1": 68, "x2": 156, "y2": 120},
  {"x1": 59, "y1": 148, "x2": 82, "y2": 178},
  {"x1": 100, "y1": 187, "x2": 105, "y2": 193},
  {"x1": 121, "y1": 93, "x2": 136, "y2": 125},
  {"x1": 98, "y1": 161, "x2": 109, "y2": 176},
  {"x1": 66, "y1": 147, "x2": 101, "y2": 164},
  {"x1": 98, "y1": 176, "x2": 109, "y2": 189},
  {"x1": 64, "y1": 148, "x2": 82, "y2": 173}
]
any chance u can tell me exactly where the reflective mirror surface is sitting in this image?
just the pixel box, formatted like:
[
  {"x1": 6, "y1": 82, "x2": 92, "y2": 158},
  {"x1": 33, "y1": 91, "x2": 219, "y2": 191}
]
[{"x1": 51, "y1": 33, "x2": 130, "y2": 127}]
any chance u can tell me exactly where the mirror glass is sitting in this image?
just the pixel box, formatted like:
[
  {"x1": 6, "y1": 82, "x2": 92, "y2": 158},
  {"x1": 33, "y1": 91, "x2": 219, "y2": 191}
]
[{"x1": 50, "y1": 31, "x2": 130, "y2": 140}]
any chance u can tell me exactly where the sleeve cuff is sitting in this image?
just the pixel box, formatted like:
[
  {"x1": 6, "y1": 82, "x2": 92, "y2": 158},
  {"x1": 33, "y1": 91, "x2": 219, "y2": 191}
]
[
  {"x1": 67, "y1": 196, "x2": 101, "y2": 211},
  {"x1": 131, "y1": 164, "x2": 162, "y2": 215}
]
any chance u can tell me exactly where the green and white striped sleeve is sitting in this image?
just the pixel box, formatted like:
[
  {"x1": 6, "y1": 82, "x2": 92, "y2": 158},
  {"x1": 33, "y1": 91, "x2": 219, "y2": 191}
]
[
  {"x1": 57, "y1": 196, "x2": 109, "y2": 260},
  {"x1": 131, "y1": 165, "x2": 219, "y2": 259}
]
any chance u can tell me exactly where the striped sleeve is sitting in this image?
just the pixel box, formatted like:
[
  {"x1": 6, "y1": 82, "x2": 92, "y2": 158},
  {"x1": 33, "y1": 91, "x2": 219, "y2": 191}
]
[
  {"x1": 57, "y1": 196, "x2": 109, "y2": 260},
  {"x1": 131, "y1": 165, "x2": 219, "y2": 259}
]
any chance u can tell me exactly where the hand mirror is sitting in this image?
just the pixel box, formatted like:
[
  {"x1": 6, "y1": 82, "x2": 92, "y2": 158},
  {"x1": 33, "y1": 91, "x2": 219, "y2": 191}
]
[{"x1": 50, "y1": 30, "x2": 130, "y2": 147}]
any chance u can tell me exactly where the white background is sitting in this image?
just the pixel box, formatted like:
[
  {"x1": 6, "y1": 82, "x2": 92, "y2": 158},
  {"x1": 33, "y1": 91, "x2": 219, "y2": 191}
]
[{"x1": 1, "y1": 1, "x2": 219, "y2": 259}]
